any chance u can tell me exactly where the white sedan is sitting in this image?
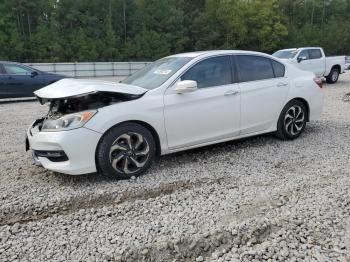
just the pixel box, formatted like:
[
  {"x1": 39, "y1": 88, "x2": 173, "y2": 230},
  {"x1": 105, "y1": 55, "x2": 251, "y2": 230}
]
[{"x1": 26, "y1": 50, "x2": 324, "y2": 178}]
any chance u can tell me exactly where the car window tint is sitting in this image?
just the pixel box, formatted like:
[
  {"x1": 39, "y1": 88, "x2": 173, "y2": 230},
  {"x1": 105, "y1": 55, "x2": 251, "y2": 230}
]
[
  {"x1": 181, "y1": 56, "x2": 232, "y2": 88},
  {"x1": 237, "y1": 55, "x2": 274, "y2": 82},
  {"x1": 272, "y1": 60, "x2": 285, "y2": 78},
  {"x1": 308, "y1": 49, "x2": 322, "y2": 59},
  {"x1": 3, "y1": 64, "x2": 32, "y2": 75},
  {"x1": 298, "y1": 50, "x2": 309, "y2": 60}
]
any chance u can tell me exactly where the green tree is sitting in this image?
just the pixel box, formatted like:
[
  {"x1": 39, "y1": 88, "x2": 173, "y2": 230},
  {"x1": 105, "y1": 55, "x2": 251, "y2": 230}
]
[{"x1": 0, "y1": 0, "x2": 349, "y2": 62}]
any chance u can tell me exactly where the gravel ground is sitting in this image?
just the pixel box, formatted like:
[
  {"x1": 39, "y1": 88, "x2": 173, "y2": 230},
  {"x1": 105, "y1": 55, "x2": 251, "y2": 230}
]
[{"x1": 1, "y1": 72, "x2": 350, "y2": 261}]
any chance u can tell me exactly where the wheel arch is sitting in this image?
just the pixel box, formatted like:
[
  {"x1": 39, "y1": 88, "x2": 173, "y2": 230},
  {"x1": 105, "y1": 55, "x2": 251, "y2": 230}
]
[
  {"x1": 94, "y1": 120, "x2": 161, "y2": 171},
  {"x1": 331, "y1": 64, "x2": 341, "y2": 73}
]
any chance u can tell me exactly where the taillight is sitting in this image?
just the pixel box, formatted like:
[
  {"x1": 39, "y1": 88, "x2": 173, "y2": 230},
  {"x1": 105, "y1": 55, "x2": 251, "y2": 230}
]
[{"x1": 313, "y1": 77, "x2": 323, "y2": 88}]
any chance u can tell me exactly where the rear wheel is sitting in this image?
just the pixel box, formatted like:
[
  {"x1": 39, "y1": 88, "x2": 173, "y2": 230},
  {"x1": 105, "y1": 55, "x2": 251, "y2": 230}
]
[
  {"x1": 96, "y1": 123, "x2": 156, "y2": 179},
  {"x1": 326, "y1": 67, "x2": 339, "y2": 84},
  {"x1": 275, "y1": 100, "x2": 307, "y2": 140}
]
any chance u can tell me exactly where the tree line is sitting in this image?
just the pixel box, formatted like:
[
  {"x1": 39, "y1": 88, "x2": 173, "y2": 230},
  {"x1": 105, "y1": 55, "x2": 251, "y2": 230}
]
[{"x1": 0, "y1": 0, "x2": 349, "y2": 62}]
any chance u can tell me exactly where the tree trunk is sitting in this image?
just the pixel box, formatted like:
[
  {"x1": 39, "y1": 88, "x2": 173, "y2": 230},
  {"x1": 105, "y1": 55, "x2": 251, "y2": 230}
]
[
  {"x1": 123, "y1": 0, "x2": 127, "y2": 44},
  {"x1": 27, "y1": 10, "x2": 31, "y2": 38},
  {"x1": 310, "y1": 0, "x2": 315, "y2": 25}
]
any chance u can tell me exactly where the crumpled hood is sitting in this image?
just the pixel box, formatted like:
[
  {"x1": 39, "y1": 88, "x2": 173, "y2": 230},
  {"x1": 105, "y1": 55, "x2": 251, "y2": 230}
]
[{"x1": 34, "y1": 78, "x2": 147, "y2": 100}]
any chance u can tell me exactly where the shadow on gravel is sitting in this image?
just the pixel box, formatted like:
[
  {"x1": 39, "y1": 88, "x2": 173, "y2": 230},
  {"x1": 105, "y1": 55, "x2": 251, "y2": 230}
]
[
  {"x1": 158, "y1": 133, "x2": 273, "y2": 164},
  {"x1": 46, "y1": 123, "x2": 328, "y2": 183},
  {"x1": 41, "y1": 133, "x2": 276, "y2": 184}
]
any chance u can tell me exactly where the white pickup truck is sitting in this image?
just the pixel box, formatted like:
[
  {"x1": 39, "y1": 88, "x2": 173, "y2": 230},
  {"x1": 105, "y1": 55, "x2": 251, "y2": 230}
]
[{"x1": 273, "y1": 47, "x2": 345, "y2": 84}]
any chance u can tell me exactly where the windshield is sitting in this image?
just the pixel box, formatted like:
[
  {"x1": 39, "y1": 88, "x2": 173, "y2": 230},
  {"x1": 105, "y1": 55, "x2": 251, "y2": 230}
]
[
  {"x1": 122, "y1": 57, "x2": 193, "y2": 90},
  {"x1": 272, "y1": 50, "x2": 298, "y2": 59}
]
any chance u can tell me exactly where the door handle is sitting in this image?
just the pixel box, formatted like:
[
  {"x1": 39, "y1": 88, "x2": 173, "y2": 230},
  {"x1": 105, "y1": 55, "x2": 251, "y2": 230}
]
[
  {"x1": 277, "y1": 82, "x2": 288, "y2": 87},
  {"x1": 224, "y1": 90, "x2": 239, "y2": 96}
]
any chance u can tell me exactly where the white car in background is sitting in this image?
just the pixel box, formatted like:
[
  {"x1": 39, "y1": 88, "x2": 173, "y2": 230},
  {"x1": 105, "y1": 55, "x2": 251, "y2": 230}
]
[
  {"x1": 273, "y1": 47, "x2": 345, "y2": 83},
  {"x1": 26, "y1": 50, "x2": 324, "y2": 179},
  {"x1": 345, "y1": 56, "x2": 350, "y2": 70}
]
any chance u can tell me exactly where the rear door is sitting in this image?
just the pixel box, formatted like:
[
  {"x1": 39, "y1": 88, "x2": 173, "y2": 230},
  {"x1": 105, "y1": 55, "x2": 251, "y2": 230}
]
[
  {"x1": 308, "y1": 49, "x2": 325, "y2": 77},
  {"x1": 236, "y1": 55, "x2": 289, "y2": 134},
  {"x1": 2, "y1": 63, "x2": 38, "y2": 98}
]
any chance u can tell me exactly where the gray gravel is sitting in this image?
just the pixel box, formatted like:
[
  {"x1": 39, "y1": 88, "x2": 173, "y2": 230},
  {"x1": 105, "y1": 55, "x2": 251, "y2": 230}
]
[{"x1": 1, "y1": 73, "x2": 350, "y2": 261}]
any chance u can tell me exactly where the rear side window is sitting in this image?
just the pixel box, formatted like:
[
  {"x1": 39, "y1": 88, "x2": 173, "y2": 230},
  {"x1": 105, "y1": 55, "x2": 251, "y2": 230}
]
[
  {"x1": 237, "y1": 55, "x2": 274, "y2": 82},
  {"x1": 272, "y1": 60, "x2": 285, "y2": 78},
  {"x1": 308, "y1": 49, "x2": 322, "y2": 59},
  {"x1": 181, "y1": 56, "x2": 232, "y2": 88},
  {"x1": 3, "y1": 64, "x2": 33, "y2": 75}
]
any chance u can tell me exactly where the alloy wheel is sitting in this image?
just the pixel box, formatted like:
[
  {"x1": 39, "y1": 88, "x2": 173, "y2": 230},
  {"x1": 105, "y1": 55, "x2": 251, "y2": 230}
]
[
  {"x1": 284, "y1": 105, "x2": 305, "y2": 136},
  {"x1": 109, "y1": 132, "x2": 150, "y2": 174}
]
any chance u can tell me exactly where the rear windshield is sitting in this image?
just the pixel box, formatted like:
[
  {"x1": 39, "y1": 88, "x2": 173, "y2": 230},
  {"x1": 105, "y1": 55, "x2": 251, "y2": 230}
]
[
  {"x1": 272, "y1": 50, "x2": 298, "y2": 59},
  {"x1": 122, "y1": 57, "x2": 192, "y2": 90}
]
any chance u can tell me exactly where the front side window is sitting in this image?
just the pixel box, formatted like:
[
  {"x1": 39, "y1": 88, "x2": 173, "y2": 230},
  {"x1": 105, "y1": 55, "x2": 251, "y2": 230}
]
[
  {"x1": 3, "y1": 64, "x2": 33, "y2": 75},
  {"x1": 122, "y1": 57, "x2": 192, "y2": 90},
  {"x1": 181, "y1": 56, "x2": 232, "y2": 88},
  {"x1": 237, "y1": 55, "x2": 274, "y2": 82},
  {"x1": 298, "y1": 50, "x2": 309, "y2": 60},
  {"x1": 308, "y1": 49, "x2": 322, "y2": 59}
]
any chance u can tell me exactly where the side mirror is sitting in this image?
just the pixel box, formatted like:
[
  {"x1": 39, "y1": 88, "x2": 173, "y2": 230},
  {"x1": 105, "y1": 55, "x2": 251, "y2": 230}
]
[
  {"x1": 297, "y1": 56, "x2": 307, "y2": 63},
  {"x1": 31, "y1": 71, "x2": 39, "y2": 77},
  {"x1": 174, "y1": 80, "x2": 198, "y2": 94}
]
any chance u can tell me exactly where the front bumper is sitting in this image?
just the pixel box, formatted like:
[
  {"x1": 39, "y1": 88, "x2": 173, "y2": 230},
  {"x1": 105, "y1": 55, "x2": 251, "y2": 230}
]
[{"x1": 26, "y1": 121, "x2": 102, "y2": 175}]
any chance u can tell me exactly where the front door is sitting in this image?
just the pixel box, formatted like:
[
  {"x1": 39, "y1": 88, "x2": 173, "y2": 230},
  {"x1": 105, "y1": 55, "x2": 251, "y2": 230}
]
[{"x1": 164, "y1": 55, "x2": 241, "y2": 149}]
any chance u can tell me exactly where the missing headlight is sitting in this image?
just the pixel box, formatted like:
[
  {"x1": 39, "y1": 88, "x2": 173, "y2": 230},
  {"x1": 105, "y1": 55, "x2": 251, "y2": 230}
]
[{"x1": 47, "y1": 92, "x2": 142, "y2": 119}]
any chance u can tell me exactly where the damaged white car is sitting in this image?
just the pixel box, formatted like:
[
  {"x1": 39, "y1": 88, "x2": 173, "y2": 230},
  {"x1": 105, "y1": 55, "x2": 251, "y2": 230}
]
[{"x1": 26, "y1": 51, "x2": 324, "y2": 179}]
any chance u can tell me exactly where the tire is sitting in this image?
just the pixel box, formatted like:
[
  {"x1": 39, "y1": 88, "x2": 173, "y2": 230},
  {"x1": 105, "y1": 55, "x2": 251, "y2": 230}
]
[
  {"x1": 326, "y1": 67, "x2": 339, "y2": 84},
  {"x1": 275, "y1": 100, "x2": 307, "y2": 140},
  {"x1": 96, "y1": 123, "x2": 156, "y2": 179}
]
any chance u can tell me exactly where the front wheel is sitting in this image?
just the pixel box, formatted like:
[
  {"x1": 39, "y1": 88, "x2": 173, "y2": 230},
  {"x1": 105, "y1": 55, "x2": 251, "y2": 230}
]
[
  {"x1": 326, "y1": 68, "x2": 339, "y2": 84},
  {"x1": 275, "y1": 100, "x2": 307, "y2": 140},
  {"x1": 96, "y1": 123, "x2": 156, "y2": 179}
]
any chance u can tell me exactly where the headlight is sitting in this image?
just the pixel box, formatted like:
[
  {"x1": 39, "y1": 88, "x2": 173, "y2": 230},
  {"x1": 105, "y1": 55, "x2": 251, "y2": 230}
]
[{"x1": 41, "y1": 110, "x2": 97, "y2": 131}]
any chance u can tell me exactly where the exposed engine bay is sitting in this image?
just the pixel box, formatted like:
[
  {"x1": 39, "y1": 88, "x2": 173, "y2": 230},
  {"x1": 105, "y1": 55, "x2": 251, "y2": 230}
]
[
  {"x1": 45, "y1": 91, "x2": 143, "y2": 119},
  {"x1": 29, "y1": 91, "x2": 144, "y2": 133}
]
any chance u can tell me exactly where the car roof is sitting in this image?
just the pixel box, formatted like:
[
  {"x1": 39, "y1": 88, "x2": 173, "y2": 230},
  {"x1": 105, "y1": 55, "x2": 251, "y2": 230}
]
[
  {"x1": 277, "y1": 47, "x2": 322, "y2": 52},
  {"x1": 168, "y1": 50, "x2": 274, "y2": 58}
]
